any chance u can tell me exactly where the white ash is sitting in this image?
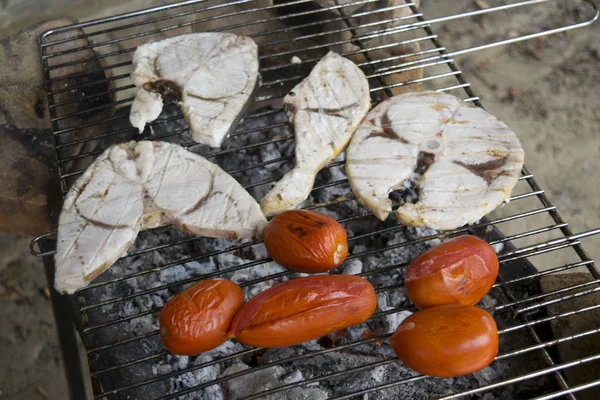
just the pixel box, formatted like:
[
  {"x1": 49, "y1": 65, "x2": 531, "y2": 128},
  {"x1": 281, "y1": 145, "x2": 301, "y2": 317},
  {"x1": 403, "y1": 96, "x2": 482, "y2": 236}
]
[
  {"x1": 492, "y1": 242, "x2": 505, "y2": 254},
  {"x1": 157, "y1": 259, "x2": 218, "y2": 288},
  {"x1": 205, "y1": 340, "x2": 248, "y2": 359},
  {"x1": 371, "y1": 365, "x2": 387, "y2": 383},
  {"x1": 213, "y1": 252, "x2": 250, "y2": 270},
  {"x1": 404, "y1": 226, "x2": 442, "y2": 247},
  {"x1": 342, "y1": 259, "x2": 363, "y2": 275},
  {"x1": 123, "y1": 342, "x2": 251, "y2": 399},
  {"x1": 223, "y1": 362, "x2": 329, "y2": 399},
  {"x1": 283, "y1": 370, "x2": 304, "y2": 384},
  {"x1": 152, "y1": 354, "x2": 188, "y2": 376},
  {"x1": 374, "y1": 307, "x2": 413, "y2": 337},
  {"x1": 231, "y1": 260, "x2": 287, "y2": 299},
  {"x1": 158, "y1": 354, "x2": 224, "y2": 400},
  {"x1": 479, "y1": 294, "x2": 499, "y2": 310},
  {"x1": 260, "y1": 143, "x2": 284, "y2": 171},
  {"x1": 223, "y1": 363, "x2": 278, "y2": 398}
]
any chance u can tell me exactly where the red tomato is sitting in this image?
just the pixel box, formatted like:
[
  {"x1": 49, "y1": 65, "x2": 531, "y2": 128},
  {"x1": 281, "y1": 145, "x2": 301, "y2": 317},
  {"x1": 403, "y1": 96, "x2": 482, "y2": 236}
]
[
  {"x1": 405, "y1": 235, "x2": 499, "y2": 309},
  {"x1": 160, "y1": 279, "x2": 244, "y2": 355},
  {"x1": 229, "y1": 275, "x2": 376, "y2": 347},
  {"x1": 263, "y1": 210, "x2": 348, "y2": 273},
  {"x1": 390, "y1": 305, "x2": 498, "y2": 377}
]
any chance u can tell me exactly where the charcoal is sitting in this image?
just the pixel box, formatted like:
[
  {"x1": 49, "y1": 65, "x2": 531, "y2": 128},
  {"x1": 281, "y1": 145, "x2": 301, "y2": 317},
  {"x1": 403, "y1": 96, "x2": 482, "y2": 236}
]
[
  {"x1": 223, "y1": 363, "x2": 329, "y2": 400},
  {"x1": 342, "y1": 259, "x2": 363, "y2": 275}
]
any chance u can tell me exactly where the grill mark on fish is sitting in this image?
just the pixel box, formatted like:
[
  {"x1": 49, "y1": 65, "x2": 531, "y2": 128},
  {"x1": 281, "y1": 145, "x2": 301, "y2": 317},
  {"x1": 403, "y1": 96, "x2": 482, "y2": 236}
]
[
  {"x1": 179, "y1": 188, "x2": 243, "y2": 240},
  {"x1": 147, "y1": 146, "x2": 175, "y2": 203},
  {"x1": 85, "y1": 192, "x2": 141, "y2": 278},
  {"x1": 60, "y1": 172, "x2": 101, "y2": 268},
  {"x1": 72, "y1": 171, "x2": 134, "y2": 230},
  {"x1": 308, "y1": 75, "x2": 347, "y2": 145},
  {"x1": 365, "y1": 112, "x2": 409, "y2": 143},
  {"x1": 346, "y1": 157, "x2": 399, "y2": 164},
  {"x1": 183, "y1": 169, "x2": 217, "y2": 216},
  {"x1": 153, "y1": 56, "x2": 161, "y2": 78},
  {"x1": 303, "y1": 102, "x2": 358, "y2": 118},
  {"x1": 107, "y1": 155, "x2": 119, "y2": 175},
  {"x1": 431, "y1": 102, "x2": 445, "y2": 112},
  {"x1": 186, "y1": 92, "x2": 229, "y2": 103},
  {"x1": 77, "y1": 213, "x2": 131, "y2": 230},
  {"x1": 69, "y1": 173, "x2": 93, "y2": 208},
  {"x1": 453, "y1": 154, "x2": 510, "y2": 185}
]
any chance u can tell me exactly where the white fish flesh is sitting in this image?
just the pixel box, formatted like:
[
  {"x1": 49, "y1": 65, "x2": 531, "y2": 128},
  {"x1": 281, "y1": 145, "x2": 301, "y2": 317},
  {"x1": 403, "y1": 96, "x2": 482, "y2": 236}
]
[
  {"x1": 260, "y1": 52, "x2": 370, "y2": 216},
  {"x1": 54, "y1": 141, "x2": 266, "y2": 294},
  {"x1": 346, "y1": 91, "x2": 525, "y2": 230},
  {"x1": 129, "y1": 33, "x2": 260, "y2": 148},
  {"x1": 130, "y1": 89, "x2": 163, "y2": 134}
]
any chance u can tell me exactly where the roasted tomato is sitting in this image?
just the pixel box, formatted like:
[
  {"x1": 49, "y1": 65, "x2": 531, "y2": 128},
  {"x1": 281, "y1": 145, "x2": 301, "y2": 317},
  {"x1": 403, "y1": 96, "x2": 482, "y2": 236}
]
[
  {"x1": 390, "y1": 305, "x2": 498, "y2": 377},
  {"x1": 263, "y1": 210, "x2": 348, "y2": 273},
  {"x1": 405, "y1": 235, "x2": 499, "y2": 309},
  {"x1": 159, "y1": 279, "x2": 244, "y2": 355},
  {"x1": 229, "y1": 275, "x2": 376, "y2": 347}
]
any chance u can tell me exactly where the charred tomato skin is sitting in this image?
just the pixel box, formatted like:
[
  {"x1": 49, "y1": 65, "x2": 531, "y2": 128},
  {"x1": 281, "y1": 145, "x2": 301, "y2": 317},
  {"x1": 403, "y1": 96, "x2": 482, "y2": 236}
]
[
  {"x1": 390, "y1": 305, "x2": 499, "y2": 377},
  {"x1": 263, "y1": 210, "x2": 348, "y2": 273},
  {"x1": 159, "y1": 279, "x2": 244, "y2": 355},
  {"x1": 405, "y1": 235, "x2": 499, "y2": 309},
  {"x1": 229, "y1": 275, "x2": 376, "y2": 347}
]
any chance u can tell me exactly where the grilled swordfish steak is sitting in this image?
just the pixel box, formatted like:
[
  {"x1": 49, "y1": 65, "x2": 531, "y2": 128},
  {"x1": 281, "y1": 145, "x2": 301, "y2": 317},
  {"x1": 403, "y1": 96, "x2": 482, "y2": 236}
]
[
  {"x1": 129, "y1": 33, "x2": 259, "y2": 148},
  {"x1": 54, "y1": 141, "x2": 267, "y2": 294},
  {"x1": 260, "y1": 52, "x2": 370, "y2": 216},
  {"x1": 346, "y1": 92, "x2": 525, "y2": 230}
]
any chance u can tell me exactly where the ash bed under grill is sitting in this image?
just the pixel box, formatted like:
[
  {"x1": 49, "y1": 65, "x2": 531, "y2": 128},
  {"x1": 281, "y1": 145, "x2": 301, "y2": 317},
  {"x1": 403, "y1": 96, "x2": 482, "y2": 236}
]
[{"x1": 31, "y1": 1, "x2": 600, "y2": 399}]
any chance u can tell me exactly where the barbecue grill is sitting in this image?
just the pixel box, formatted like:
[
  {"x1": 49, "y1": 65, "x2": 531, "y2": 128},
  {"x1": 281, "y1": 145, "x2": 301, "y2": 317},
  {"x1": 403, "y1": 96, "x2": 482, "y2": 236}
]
[{"x1": 30, "y1": 0, "x2": 600, "y2": 399}]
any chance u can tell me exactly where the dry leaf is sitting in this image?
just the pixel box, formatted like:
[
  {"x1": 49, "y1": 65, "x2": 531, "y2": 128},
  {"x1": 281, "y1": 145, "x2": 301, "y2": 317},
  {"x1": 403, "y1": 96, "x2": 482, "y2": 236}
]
[
  {"x1": 566, "y1": 30, "x2": 574, "y2": 41},
  {"x1": 40, "y1": 287, "x2": 51, "y2": 299},
  {"x1": 36, "y1": 386, "x2": 50, "y2": 400},
  {"x1": 475, "y1": 0, "x2": 491, "y2": 9}
]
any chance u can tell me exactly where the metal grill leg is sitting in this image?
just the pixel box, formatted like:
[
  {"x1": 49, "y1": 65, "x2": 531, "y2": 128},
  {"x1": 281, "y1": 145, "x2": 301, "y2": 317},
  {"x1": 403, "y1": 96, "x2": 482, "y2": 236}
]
[{"x1": 41, "y1": 240, "x2": 89, "y2": 400}]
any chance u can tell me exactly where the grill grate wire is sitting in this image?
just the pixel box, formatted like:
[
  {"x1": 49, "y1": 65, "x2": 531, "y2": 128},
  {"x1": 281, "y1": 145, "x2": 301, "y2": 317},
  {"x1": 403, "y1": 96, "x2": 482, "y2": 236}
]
[{"x1": 32, "y1": 0, "x2": 600, "y2": 399}]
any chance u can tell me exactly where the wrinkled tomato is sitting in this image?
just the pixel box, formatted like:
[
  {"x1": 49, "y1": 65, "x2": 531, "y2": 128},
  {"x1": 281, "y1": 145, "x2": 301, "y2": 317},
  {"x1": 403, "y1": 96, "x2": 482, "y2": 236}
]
[
  {"x1": 405, "y1": 235, "x2": 499, "y2": 309},
  {"x1": 263, "y1": 210, "x2": 348, "y2": 273},
  {"x1": 160, "y1": 279, "x2": 244, "y2": 355},
  {"x1": 229, "y1": 275, "x2": 376, "y2": 347},
  {"x1": 390, "y1": 305, "x2": 498, "y2": 377}
]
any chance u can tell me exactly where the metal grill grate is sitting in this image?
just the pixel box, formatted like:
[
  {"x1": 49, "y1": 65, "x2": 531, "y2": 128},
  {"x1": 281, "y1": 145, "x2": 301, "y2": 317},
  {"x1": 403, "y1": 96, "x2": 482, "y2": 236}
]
[{"x1": 32, "y1": 0, "x2": 600, "y2": 399}]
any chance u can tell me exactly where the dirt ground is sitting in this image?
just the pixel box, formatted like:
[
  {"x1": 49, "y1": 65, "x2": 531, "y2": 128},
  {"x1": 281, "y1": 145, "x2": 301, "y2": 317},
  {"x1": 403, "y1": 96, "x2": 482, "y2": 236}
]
[{"x1": 0, "y1": 0, "x2": 598, "y2": 399}]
